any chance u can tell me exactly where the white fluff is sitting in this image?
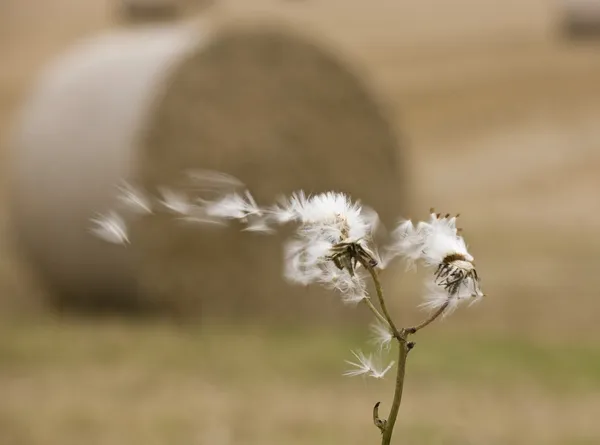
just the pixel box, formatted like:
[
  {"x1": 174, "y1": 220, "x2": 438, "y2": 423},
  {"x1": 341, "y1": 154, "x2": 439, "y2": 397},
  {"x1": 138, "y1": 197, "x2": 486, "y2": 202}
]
[
  {"x1": 116, "y1": 182, "x2": 153, "y2": 214},
  {"x1": 421, "y1": 278, "x2": 483, "y2": 316},
  {"x1": 278, "y1": 192, "x2": 380, "y2": 302},
  {"x1": 370, "y1": 321, "x2": 394, "y2": 351},
  {"x1": 90, "y1": 211, "x2": 129, "y2": 245},
  {"x1": 202, "y1": 190, "x2": 263, "y2": 221},
  {"x1": 389, "y1": 212, "x2": 473, "y2": 268},
  {"x1": 343, "y1": 350, "x2": 395, "y2": 379},
  {"x1": 273, "y1": 191, "x2": 379, "y2": 243},
  {"x1": 158, "y1": 187, "x2": 193, "y2": 215}
]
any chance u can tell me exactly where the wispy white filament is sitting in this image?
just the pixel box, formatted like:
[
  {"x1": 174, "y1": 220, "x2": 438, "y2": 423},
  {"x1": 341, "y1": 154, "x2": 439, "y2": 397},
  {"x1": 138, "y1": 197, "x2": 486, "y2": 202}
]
[
  {"x1": 370, "y1": 321, "x2": 394, "y2": 351},
  {"x1": 116, "y1": 182, "x2": 152, "y2": 214},
  {"x1": 90, "y1": 211, "x2": 129, "y2": 245},
  {"x1": 158, "y1": 187, "x2": 193, "y2": 215},
  {"x1": 420, "y1": 279, "x2": 483, "y2": 316},
  {"x1": 343, "y1": 350, "x2": 395, "y2": 379},
  {"x1": 388, "y1": 212, "x2": 473, "y2": 269},
  {"x1": 203, "y1": 191, "x2": 264, "y2": 221}
]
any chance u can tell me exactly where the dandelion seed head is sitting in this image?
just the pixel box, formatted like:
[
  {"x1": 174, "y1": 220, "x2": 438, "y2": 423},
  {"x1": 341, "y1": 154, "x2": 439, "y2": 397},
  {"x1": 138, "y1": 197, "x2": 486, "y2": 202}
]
[
  {"x1": 388, "y1": 211, "x2": 483, "y2": 303},
  {"x1": 274, "y1": 192, "x2": 378, "y2": 243},
  {"x1": 390, "y1": 213, "x2": 473, "y2": 267}
]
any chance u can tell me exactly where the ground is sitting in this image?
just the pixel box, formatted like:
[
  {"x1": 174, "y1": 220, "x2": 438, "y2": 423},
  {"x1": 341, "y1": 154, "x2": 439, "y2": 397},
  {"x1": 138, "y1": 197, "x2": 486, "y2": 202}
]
[{"x1": 1, "y1": 320, "x2": 599, "y2": 445}]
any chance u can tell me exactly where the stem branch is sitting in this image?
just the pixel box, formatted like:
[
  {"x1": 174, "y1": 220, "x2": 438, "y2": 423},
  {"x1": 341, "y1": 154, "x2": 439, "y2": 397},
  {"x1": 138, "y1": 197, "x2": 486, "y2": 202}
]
[{"x1": 406, "y1": 301, "x2": 449, "y2": 334}]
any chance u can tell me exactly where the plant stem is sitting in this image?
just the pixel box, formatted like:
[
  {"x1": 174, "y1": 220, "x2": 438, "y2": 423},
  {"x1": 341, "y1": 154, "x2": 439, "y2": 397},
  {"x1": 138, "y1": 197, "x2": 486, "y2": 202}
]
[
  {"x1": 381, "y1": 338, "x2": 409, "y2": 445},
  {"x1": 361, "y1": 261, "x2": 401, "y2": 338},
  {"x1": 362, "y1": 298, "x2": 392, "y2": 329},
  {"x1": 406, "y1": 301, "x2": 449, "y2": 334}
]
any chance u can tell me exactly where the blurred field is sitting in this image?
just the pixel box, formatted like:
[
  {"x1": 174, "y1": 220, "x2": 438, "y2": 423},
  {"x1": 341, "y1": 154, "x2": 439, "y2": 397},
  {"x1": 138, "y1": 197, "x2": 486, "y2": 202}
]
[
  {"x1": 1, "y1": 0, "x2": 600, "y2": 443},
  {"x1": 1, "y1": 320, "x2": 599, "y2": 445}
]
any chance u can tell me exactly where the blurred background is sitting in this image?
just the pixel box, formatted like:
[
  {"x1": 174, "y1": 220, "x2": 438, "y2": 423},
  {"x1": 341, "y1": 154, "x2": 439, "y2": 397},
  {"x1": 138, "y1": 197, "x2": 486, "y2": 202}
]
[{"x1": 1, "y1": 0, "x2": 600, "y2": 444}]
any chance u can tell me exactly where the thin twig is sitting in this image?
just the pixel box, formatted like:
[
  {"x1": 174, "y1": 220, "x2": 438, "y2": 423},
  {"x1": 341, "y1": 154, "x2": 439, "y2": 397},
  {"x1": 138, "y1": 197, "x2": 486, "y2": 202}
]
[
  {"x1": 361, "y1": 260, "x2": 401, "y2": 338},
  {"x1": 405, "y1": 301, "x2": 449, "y2": 334},
  {"x1": 362, "y1": 298, "x2": 391, "y2": 329}
]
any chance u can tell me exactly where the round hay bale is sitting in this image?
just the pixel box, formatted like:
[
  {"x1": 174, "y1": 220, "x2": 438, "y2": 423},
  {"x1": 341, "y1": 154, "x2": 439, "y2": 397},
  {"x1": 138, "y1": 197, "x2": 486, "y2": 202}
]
[
  {"x1": 560, "y1": 0, "x2": 600, "y2": 38},
  {"x1": 118, "y1": 0, "x2": 180, "y2": 22},
  {"x1": 10, "y1": 19, "x2": 406, "y2": 321}
]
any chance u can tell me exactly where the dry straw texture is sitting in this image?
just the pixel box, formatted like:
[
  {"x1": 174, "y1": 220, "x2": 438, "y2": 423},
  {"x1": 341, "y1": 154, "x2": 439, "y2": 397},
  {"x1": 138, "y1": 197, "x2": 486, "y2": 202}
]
[{"x1": 10, "y1": 18, "x2": 405, "y2": 320}]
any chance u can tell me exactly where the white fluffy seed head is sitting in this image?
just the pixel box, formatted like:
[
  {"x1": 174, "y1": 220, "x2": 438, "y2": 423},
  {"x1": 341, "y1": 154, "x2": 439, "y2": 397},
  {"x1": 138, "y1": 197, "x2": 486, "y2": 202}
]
[
  {"x1": 389, "y1": 212, "x2": 474, "y2": 269},
  {"x1": 274, "y1": 191, "x2": 379, "y2": 244}
]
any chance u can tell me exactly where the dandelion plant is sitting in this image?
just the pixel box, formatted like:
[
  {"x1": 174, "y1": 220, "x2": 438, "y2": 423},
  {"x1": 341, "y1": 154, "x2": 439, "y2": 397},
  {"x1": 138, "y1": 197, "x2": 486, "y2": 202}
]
[{"x1": 90, "y1": 171, "x2": 484, "y2": 445}]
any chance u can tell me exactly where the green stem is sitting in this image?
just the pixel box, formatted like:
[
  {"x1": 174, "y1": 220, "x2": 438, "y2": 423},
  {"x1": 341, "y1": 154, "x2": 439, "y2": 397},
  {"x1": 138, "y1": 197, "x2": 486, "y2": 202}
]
[{"x1": 381, "y1": 338, "x2": 409, "y2": 445}]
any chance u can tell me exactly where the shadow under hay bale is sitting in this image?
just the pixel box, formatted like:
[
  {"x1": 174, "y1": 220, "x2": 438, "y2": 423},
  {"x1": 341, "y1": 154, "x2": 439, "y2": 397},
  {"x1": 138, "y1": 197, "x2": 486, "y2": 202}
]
[{"x1": 9, "y1": 19, "x2": 407, "y2": 322}]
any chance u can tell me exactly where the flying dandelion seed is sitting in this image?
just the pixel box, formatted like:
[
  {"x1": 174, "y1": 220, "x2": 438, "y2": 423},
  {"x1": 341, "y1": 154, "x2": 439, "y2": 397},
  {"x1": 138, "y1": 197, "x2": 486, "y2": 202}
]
[
  {"x1": 90, "y1": 211, "x2": 129, "y2": 245},
  {"x1": 343, "y1": 350, "x2": 395, "y2": 379},
  {"x1": 116, "y1": 182, "x2": 153, "y2": 214}
]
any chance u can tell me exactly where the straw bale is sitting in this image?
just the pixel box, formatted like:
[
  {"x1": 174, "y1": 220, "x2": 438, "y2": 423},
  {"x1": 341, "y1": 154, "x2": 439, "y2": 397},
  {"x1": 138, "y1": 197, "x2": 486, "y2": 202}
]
[
  {"x1": 118, "y1": 0, "x2": 180, "y2": 22},
  {"x1": 560, "y1": 0, "x2": 600, "y2": 38},
  {"x1": 10, "y1": 19, "x2": 406, "y2": 321}
]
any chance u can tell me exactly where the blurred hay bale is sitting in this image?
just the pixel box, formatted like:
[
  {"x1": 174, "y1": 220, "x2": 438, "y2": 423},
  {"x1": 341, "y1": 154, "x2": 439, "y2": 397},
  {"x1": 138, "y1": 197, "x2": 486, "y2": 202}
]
[
  {"x1": 560, "y1": 0, "x2": 600, "y2": 38},
  {"x1": 118, "y1": 0, "x2": 180, "y2": 22},
  {"x1": 116, "y1": 0, "x2": 216, "y2": 23},
  {"x1": 9, "y1": 19, "x2": 406, "y2": 321}
]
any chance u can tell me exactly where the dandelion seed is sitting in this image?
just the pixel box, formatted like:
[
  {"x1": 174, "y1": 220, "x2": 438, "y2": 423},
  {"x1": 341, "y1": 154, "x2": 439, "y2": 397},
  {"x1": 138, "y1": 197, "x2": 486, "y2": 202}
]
[
  {"x1": 158, "y1": 187, "x2": 193, "y2": 215},
  {"x1": 420, "y1": 280, "x2": 483, "y2": 317},
  {"x1": 370, "y1": 321, "x2": 394, "y2": 351},
  {"x1": 389, "y1": 211, "x2": 483, "y2": 305},
  {"x1": 343, "y1": 350, "x2": 395, "y2": 379},
  {"x1": 203, "y1": 190, "x2": 263, "y2": 221},
  {"x1": 370, "y1": 361, "x2": 396, "y2": 379},
  {"x1": 242, "y1": 216, "x2": 276, "y2": 234},
  {"x1": 341, "y1": 289, "x2": 368, "y2": 305},
  {"x1": 116, "y1": 182, "x2": 152, "y2": 214},
  {"x1": 185, "y1": 169, "x2": 245, "y2": 191},
  {"x1": 90, "y1": 211, "x2": 129, "y2": 245}
]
